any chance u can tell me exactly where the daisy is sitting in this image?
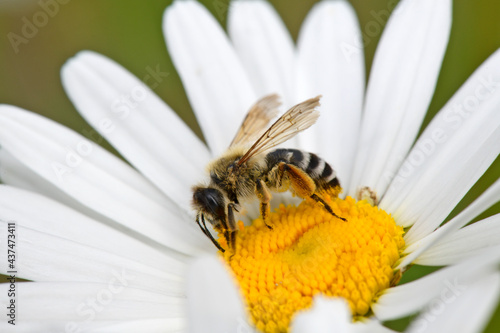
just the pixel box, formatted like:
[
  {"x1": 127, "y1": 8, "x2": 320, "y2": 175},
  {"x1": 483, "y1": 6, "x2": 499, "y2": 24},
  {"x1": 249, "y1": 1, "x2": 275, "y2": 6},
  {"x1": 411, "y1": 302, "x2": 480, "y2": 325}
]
[{"x1": 1, "y1": 0, "x2": 500, "y2": 332}]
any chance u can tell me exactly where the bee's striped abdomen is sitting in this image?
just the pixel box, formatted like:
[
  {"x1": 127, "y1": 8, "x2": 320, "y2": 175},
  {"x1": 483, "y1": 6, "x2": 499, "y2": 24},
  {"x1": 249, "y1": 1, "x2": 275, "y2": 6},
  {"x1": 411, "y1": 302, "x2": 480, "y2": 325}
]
[{"x1": 265, "y1": 148, "x2": 340, "y2": 190}]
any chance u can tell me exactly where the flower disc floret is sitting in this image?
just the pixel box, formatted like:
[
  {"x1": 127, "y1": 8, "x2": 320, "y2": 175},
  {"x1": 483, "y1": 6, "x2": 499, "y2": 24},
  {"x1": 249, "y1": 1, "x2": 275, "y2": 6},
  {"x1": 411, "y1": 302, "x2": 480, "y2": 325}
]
[{"x1": 222, "y1": 194, "x2": 405, "y2": 333}]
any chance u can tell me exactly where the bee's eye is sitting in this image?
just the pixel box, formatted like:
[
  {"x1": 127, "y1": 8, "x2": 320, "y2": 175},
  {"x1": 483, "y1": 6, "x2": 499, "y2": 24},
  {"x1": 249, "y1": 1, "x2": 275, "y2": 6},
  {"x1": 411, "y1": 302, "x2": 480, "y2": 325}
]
[{"x1": 193, "y1": 188, "x2": 225, "y2": 217}]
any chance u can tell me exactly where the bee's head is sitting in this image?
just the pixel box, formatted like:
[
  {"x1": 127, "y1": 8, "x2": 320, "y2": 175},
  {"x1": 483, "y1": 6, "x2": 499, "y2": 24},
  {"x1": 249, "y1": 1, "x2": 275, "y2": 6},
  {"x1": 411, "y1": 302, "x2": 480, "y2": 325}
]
[{"x1": 192, "y1": 186, "x2": 226, "y2": 223}]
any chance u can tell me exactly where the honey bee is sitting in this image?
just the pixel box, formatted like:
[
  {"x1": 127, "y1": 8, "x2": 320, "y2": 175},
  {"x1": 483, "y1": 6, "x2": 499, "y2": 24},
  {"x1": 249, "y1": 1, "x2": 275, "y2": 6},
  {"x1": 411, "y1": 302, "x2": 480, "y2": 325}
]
[{"x1": 192, "y1": 94, "x2": 345, "y2": 252}]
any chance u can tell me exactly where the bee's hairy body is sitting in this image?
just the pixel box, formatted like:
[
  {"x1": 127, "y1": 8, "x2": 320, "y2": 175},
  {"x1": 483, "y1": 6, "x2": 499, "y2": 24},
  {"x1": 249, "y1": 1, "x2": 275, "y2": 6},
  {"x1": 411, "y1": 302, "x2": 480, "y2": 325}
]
[
  {"x1": 207, "y1": 148, "x2": 339, "y2": 206},
  {"x1": 207, "y1": 146, "x2": 265, "y2": 205},
  {"x1": 194, "y1": 147, "x2": 341, "y2": 252},
  {"x1": 264, "y1": 148, "x2": 340, "y2": 191},
  {"x1": 191, "y1": 95, "x2": 345, "y2": 253}
]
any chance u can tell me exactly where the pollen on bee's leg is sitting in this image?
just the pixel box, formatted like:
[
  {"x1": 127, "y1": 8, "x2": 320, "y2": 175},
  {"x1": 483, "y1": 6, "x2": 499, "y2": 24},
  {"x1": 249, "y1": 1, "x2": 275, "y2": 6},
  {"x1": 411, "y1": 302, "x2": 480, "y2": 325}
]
[
  {"x1": 219, "y1": 192, "x2": 405, "y2": 333},
  {"x1": 238, "y1": 221, "x2": 245, "y2": 231},
  {"x1": 216, "y1": 231, "x2": 228, "y2": 251}
]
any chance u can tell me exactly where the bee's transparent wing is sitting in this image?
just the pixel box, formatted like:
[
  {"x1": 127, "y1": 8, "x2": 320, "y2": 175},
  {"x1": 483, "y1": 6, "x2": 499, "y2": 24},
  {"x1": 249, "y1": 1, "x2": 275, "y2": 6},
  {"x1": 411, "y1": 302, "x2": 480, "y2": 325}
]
[
  {"x1": 237, "y1": 96, "x2": 321, "y2": 166},
  {"x1": 230, "y1": 94, "x2": 281, "y2": 148}
]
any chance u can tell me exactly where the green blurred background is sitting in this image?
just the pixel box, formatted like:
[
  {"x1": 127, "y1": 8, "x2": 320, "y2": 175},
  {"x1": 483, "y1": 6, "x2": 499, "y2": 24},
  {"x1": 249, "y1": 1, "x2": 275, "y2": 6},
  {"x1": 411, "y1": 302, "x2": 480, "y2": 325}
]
[{"x1": 1, "y1": 0, "x2": 500, "y2": 331}]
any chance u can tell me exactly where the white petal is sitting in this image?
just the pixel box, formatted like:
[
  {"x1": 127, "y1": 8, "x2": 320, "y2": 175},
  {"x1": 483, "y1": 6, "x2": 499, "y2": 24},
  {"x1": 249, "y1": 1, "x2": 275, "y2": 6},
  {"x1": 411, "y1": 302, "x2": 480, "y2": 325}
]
[
  {"x1": 349, "y1": 0, "x2": 452, "y2": 197},
  {"x1": 0, "y1": 105, "x2": 168, "y2": 206},
  {"x1": 0, "y1": 148, "x2": 50, "y2": 193},
  {"x1": 0, "y1": 318, "x2": 185, "y2": 333},
  {"x1": 0, "y1": 147, "x2": 136, "y2": 224},
  {"x1": 296, "y1": 0, "x2": 365, "y2": 190},
  {"x1": 62, "y1": 50, "x2": 210, "y2": 211},
  {"x1": 0, "y1": 322, "x2": 57, "y2": 333},
  {"x1": 381, "y1": 49, "x2": 500, "y2": 244},
  {"x1": 352, "y1": 320, "x2": 397, "y2": 333},
  {"x1": 228, "y1": 0, "x2": 295, "y2": 107},
  {"x1": 0, "y1": 282, "x2": 182, "y2": 325},
  {"x1": 164, "y1": 0, "x2": 256, "y2": 155},
  {"x1": 291, "y1": 297, "x2": 351, "y2": 333},
  {"x1": 0, "y1": 149, "x2": 122, "y2": 224},
  {"x1": 88, "y1": 319, "x2": 185, "y2": 333},
  {"x1": 0, "y1": 107, "x2": 212, "y2": 255},
  {"x1": 0, "y1": 223, "x2": 185, "y2": 295},
  {"x1": 186, "y1": 256, "x2": 248, "y2": 333},
  {"x1": 0, "y1": 185, "x2": 187, "y2": 275},
  {"x1": 373, "y1": 245, "x2": 500, "y2": 320},
  {"x1": 0, "y1": 118, "x2": 167, "y2": 218},
  {"x1": 406, "y1": 272, "x2": 500, "y2": 333},
  {"x1": 415, "y1": 214, "x2": 500, "y2": 266},
  {"x1": 397, "y1": 178, "x2": 500, "y2": 269},
  {"x1": 292, "y1": 297, "x2": 395, "y2": 333}
]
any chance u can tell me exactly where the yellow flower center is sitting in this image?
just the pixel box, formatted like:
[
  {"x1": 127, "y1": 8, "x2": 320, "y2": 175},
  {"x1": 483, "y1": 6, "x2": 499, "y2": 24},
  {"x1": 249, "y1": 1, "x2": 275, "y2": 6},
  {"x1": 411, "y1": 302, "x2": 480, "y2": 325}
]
[{"x1": 221, "y1": 193, "x2": 405, "y2": 333}]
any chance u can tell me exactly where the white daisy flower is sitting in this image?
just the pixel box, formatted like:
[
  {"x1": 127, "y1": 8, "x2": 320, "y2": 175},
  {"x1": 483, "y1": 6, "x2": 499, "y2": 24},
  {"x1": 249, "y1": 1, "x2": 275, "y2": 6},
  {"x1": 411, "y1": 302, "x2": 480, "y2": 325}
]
[{"x1": 1, "y1": 0, "x2": 500, "y2": 332}]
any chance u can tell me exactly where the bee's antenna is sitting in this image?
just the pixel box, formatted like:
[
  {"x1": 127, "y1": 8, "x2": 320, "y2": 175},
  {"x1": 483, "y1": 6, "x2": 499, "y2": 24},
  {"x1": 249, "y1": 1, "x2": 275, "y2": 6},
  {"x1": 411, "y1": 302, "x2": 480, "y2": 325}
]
[{"x1": 196, "y1": 214, "x2": 225, "y2": 252}]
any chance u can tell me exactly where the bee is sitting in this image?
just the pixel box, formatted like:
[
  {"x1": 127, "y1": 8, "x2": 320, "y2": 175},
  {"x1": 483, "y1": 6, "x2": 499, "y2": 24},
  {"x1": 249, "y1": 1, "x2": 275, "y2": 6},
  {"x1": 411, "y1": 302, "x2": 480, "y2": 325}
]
[{"x1": 192, "y1": 94, "x2": 345, "y2": 252}]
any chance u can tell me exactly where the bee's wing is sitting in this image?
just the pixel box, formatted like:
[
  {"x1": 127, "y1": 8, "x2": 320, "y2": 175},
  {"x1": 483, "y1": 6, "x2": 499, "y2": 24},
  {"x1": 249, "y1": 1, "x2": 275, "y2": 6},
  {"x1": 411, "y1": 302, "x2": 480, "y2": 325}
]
[
  {"x1": 237, "y1": 96, "x2": 321, "y2": 166},
  {"x1": 230, "y1": 94, "x2": 281, "y2": 148}
]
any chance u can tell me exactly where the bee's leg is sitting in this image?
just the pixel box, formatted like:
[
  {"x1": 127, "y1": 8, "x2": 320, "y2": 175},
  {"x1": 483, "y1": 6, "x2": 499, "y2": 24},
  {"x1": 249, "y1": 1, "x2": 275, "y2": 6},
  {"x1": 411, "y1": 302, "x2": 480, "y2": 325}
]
[
  {"x1": 310, "y1": 193, "x2": 346, "y2": 222},
  {"x1": 255, "y1": 179, "x2": 273, "y2": 229},
  {"x1": 279, "y1": 162, "x2": 346, "y2": 221},
  {"x1": 279, "y1": 162, "x2": 316, "y2": 197},
  {"x1": 196, "y1": 214, "x2": 225, "y2": 252},
  {"x1": 226, "y1": 203, "x2": 238, "y2": 250}
]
